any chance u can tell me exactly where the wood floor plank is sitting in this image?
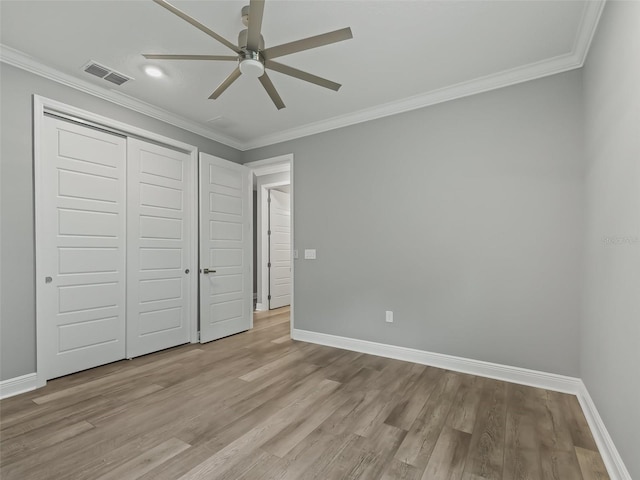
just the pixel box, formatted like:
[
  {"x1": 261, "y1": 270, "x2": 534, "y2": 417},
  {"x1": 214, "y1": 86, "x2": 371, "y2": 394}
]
[
  {"x1": 565, "y1": 395, "x2": 600, "y2": 451},
  {"x1": 271, "y1": 334, "x2": 291, "y2": 344},
  {"x1": 460, "y1": 378, "x2": 508, "y2": 480},
  {"x1": 136, "y1": 444, "x2": 220, "y2": 480},
  {"x1": 539, "y1": 447, "x2": 585, "y2": 480},
  {"x1": 310, "y1": 433, "x2": 378, "y2": 480},
  {"x1": 575, "y1": 446, "x2": 610, "y2": 480},
  {"x1": 502, "y1": 404, "x2": 542, "y2": 478},
  {"x1": 445, "y1": 375, "x2": 483, "y2": 434},
  {"x1": 384, "y1": 366, "x2": 441, "y2": 431},
  {"x1": 538, "y1": 390, "x2": 577, "y2": 453},
  {"x1": 354, "y1": 423, "x2": 408, "y2": 479},
  {"x1": 394, "y1": 371, "x2": 463, "y2": 469},
  {"x1": 31, "y1": 349, "x2": 203, "y2": 405},
  {"x1": 381, "y1": 458, "x2": 423, "y2": 480},
  {"x1": 231, "y1": 449, "x2": 285, "y2": 480},
  {"x1": 1, "y1": 381, "x2": 162, "y2": 440},
  {"x1": 319, "y1": 424, "x2": 405, "y2": 480},
  {"x1": 278, "y1": 431, "x2": 352, "y2": 480},
  {"x1": 260, "y1": 387, "x2": 349, "y2": 458},
  {"x1": 239, "y1": 349, "x2": 306, "y2": 382},
  {"x1": 177, "y1": 379, "x2": 341, "y2": 479},
  {"x1": 421, "y1": 426, "x2": 471, "y2": 480},
  {"x1": 208, "y1": 448, "x2": 277, "y2": 480},
  {"x1": 0, "y1": 308, "x2": 610, "y2": 480},
  {"x1": 95, "y1": 437, "x2": 191, "y2": 480},
  {"x1": 1, "y1": 419, "x2": 94, "y2": 466}
]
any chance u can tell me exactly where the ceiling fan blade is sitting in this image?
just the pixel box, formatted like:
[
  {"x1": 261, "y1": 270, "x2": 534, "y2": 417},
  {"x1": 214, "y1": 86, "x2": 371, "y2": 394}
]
[
  {"x1": 143, "y1": 54, "x2": 237, "y2": 61},
  {"x1": 153, "y1": 0, "x2": 242, "y2": 54},
  {"x1": 246, "y1": 0, "x2": 265, "y2": 52},
  {"x1": 209, "y1": 67, "x2": 242, "y2": 99},
  {"x1": 265, "y1": 60, "x2": 341, "y2": 91},
  {"x1": 263, "y1": 27, "x2": 353, "y2": 60},
  {"x1": 259, "y1": 72, "x2": 285, "y2": 110}
]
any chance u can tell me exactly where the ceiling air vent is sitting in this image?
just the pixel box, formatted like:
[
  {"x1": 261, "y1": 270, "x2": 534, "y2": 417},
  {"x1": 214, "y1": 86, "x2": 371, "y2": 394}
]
[
  {"x1": 103, "y1": 72, "x2": 130, "y2": 86},
  {"x1": 82, "y1": 61, "x2": 132, "y2": 86}
]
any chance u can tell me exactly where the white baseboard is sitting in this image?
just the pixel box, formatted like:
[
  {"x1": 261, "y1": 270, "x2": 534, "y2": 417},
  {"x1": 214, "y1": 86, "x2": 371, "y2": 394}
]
[
  {"x1": 577, "y1": 382, "x2": 632, "y2": 480},
  {"x1": 255, "y1": 303, "x2": 268, "y2": 312},
  {"x1": 292, "y1": 328, "x2": 581, "y2": 394},
  {"x1": 292, "y1": 328, "x2": 631, "y2": 479},
  {"x1": 0, "y1": 373, "x2": 39, "y2": 399}
]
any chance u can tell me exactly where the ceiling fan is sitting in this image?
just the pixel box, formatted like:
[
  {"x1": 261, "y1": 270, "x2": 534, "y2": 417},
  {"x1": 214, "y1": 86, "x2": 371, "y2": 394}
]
[{"x1": 143, "y1": 0, "x2": 353, "y2": 110}]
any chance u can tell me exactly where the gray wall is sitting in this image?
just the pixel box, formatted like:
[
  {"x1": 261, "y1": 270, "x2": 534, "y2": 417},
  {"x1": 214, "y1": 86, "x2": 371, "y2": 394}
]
[
  {"x1": 581, "y1": 1, "x2": 640, "y2": 478},
  {"x1": 244, "y1": 70, "x2": 585, "y2": 376},
  {"x1": 0, "y1": 64, "x2": 241, "y2": 381}
]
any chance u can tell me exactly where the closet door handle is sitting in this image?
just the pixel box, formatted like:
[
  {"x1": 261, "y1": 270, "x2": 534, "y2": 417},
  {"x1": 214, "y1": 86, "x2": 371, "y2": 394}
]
[{"x1": 203, "y1": 268, "x2": 216, "y2": 274}]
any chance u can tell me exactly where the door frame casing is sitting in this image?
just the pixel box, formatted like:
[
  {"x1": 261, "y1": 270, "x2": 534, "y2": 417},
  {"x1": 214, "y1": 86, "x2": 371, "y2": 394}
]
[
  {"x1": 245, "y1": 154, "x2": 294, "y2": 335},
  {"x1": 33, "y1": 95, "x2": 199, "y2": 388}
]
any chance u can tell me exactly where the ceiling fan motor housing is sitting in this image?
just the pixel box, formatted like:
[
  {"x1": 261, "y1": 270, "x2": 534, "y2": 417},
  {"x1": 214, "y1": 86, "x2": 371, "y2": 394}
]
[{"x1": 238, "y1": 29, "x2": 265, "y2": 52}]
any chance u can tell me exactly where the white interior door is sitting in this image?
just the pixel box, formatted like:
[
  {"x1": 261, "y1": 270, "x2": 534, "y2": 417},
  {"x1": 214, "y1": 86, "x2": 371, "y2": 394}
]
[
  {"x1": 268, "y1": 189, "x2": 291, "y2": 309},
  {"x1": 199, "y1": 153, "x2": 252, "y2": 343},
  {"x1": 38, "y1": 116, "x2": 126, "y2": 380},
  {"x1": 126, "y1": 138, "x2": 192, "y2": 357}
]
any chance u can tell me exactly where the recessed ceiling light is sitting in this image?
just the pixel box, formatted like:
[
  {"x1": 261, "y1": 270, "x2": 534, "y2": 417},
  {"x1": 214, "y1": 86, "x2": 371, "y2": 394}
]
[{"x1": 144, "y1": 66, "x2": 163, "y2": 78}]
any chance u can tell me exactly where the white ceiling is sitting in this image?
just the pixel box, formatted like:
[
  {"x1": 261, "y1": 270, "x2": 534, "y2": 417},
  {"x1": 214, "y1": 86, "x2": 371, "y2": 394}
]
[{"x1": 0, "y1": 0, "x2": 603, "y2": 150}]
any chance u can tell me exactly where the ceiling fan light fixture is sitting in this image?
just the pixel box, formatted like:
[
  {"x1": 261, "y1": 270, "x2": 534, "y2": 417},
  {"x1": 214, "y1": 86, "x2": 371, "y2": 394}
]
[
  {"x1": 239, "y1": 51, "x2": 264, "y2": 78},
  {"x1": 239, "y1": 58, "x2": 264, "y2": 78}
]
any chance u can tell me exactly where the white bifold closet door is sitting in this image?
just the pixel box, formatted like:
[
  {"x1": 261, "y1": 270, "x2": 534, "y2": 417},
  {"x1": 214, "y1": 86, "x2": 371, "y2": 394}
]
[
  {"x1": 126, "y1": 138, "x2": 191, "y2": 358},
  {"x1": 39, "y1": 116, "x2": 127, "y2": 380},
  {"x1": 38, "y1": 116, "x2": 192, "y2": 380}
]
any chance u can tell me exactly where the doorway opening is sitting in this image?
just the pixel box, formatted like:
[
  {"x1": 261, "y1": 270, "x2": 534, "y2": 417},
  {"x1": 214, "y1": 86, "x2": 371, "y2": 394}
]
[{"x1": 246, "y1": 155, "x2": 294, "y2": 336}]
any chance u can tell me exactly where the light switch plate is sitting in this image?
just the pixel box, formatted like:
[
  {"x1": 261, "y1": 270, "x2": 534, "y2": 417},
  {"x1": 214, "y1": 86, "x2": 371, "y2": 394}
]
[
  {"x1": 293, "y1": 249, "x2": 298, "y2": 259},
  {"x1": 304, "y1": 249, "x2": 316, "y2": 260}
]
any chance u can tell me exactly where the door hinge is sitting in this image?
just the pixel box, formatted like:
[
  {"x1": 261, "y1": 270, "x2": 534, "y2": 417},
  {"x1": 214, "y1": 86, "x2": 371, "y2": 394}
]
[
  {"x1": 268, "y1": 295, "x2": 271, "y2": 300},
  {"x1": 268, "y1": 262, "x2": 271, "y2": 268},
  {"x1": 268, "y1": 230, "x2": 271, "y2": 235}
]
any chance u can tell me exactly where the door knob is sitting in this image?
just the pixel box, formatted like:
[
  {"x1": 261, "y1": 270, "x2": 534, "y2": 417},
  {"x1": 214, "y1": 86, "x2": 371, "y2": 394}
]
[{"x1": 203, "y1": 268, "x2": 216, "y2": 274}]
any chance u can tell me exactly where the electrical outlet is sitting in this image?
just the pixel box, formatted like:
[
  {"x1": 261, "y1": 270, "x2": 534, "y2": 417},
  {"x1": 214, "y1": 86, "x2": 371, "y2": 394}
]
[
  {"x1": 385, "y1": 311, "x2": 393, "y2": 323},
  {"x1": 293, "y1": 249, "x2": 298, "y2": 259}
]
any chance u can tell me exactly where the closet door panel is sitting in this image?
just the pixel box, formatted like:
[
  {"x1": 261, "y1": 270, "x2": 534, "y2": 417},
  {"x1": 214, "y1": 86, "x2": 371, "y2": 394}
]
[
  {"x1": 126, "y1": 138, "x2": 191, "y2": 358},
  {"x1": 38, "y1": 116, "x2": 127, "y2": 380}
]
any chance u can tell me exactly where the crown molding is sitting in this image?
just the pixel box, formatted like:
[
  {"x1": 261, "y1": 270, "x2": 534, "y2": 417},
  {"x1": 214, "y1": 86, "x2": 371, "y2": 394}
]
[
  {"x1": 573, "y1": 0, "x2": 607, "y2": 67},
  {"x1": 242, "y1": 52, "x2": 581, "y2": 150},
  {"x1": 1, "y1": 0, "x2": 605, "y2": 152},
  {"x1": 242, "y1": 0, "x2": 606, "y2": 150},
  {"x1": 0, "y1": 44, "x2": 243, "y2": 150}
]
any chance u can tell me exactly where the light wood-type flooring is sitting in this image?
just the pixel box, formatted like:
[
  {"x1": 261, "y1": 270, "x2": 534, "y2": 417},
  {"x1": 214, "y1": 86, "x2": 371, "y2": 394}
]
[{"x1": 0, "y1": 307, "x2": 609, "y2": 479}]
